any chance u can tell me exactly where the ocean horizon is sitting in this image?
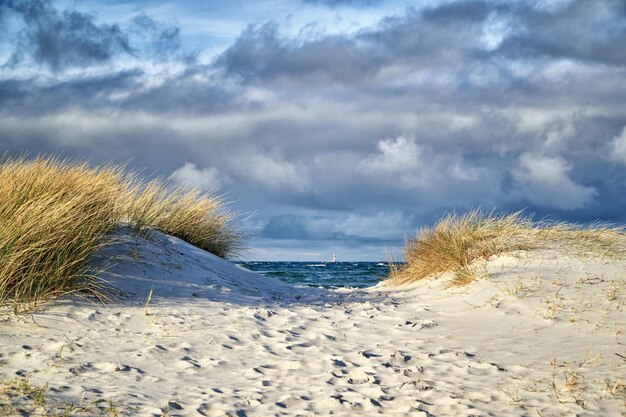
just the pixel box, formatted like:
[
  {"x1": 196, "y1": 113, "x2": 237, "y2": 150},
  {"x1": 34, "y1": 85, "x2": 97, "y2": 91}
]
[{"x1": 236, "y1": 261, "x2": 397, "y2": 288}]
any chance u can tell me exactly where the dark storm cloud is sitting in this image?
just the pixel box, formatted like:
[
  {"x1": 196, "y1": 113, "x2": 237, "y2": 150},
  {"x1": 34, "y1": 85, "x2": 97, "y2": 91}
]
[
  {"x1": 496, "y1": 0, "x2": 626, "y2": 66},
  {"x1": 0, "y1": 67, "x2": 241, "y2": 116},
  {"x1": 216, "y1": 0, "x2": 626, "y2": 86},
  {"x1": 214, "y1": 2, "x2": 492, "y2": 84},
  {"x1": 214, "y1": 22, "x2": 375, "y2": 83},
  {"x1": 208, "y1": 0, "x2": 626, "y2": 229},
  {"x1": 0, "y1": 70, "x2": 143, "y2": 115},
  {"x1": 3, "y1": 0, "x2": 132, "y2": 71},
  {"x1": 420, "y1": 0, "x2": 490, "y2": 22},
  {"x1": 117, "y1": 75, "x2": 236, "y2": 115},
  {"x1": 2, "y1": 0, "x2": 186, "y2": 71},
  {"x1": 302, "y1": 0, "x2": 383, "y2": 7}
]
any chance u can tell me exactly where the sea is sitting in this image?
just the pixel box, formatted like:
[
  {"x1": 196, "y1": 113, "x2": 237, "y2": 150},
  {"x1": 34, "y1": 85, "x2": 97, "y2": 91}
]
[{"x1": 236, "y1": 261, "x2": 393, "y2": 288}]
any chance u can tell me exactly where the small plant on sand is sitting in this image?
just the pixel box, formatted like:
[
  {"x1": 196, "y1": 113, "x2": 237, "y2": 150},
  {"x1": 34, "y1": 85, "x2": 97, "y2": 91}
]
[
  {"x1": 0, "y1": 156, "x2": 242, "y2": 311},
  {"x1": 604, "y1": 278, "x2": 625, "y2": 305},
  {"x1": 542, "y1": 289, "x2": 565, "y2": 320},
  {"x1": 500, "y1": 277, "x2": 541, "y2": 298},
  {"x1": 603, "y1": 378, "x2": 625, "y2": 403},
  {"x1": 0, "y1": 376, "x2": 122, "y2": 416},
  {"x1": 387, "y1": 209, "x2": 625, "y2": 286},
  {"x1": 549, "y1": 359, "x2": 586, "y2": 407},
  {"x1": 144, "y1": 287, "x2": 154, "y2": 316}
]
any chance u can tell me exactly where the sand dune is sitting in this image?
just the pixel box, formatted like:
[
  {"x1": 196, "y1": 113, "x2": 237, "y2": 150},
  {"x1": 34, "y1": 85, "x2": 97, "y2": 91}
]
[{"x1": 1, "y1": 230, "x2": 624, "y2": 416}]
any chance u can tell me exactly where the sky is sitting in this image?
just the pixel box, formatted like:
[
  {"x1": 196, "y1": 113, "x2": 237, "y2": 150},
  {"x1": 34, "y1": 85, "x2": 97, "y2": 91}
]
[{"x1": 1, "y1": 0, "x2": 626, "y2": 261}]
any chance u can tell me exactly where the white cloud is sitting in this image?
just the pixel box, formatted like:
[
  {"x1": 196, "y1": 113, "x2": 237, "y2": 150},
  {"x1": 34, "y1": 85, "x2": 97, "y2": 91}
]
[
  {"x1": 480, "y1": 13, "x2": 514, "y2": 50},
  {"x1": 366, "y1": 136, "x2": 422, "y2": 172},
  {"x1": 358, "y1": 136, "x2": 487, "y2": 189},
  {"x1": 171, "y1": 162, "x2": 228, "y2": 190},
  {"x1": 228, "y1": 151, "x2": 309, "y2": 190},
  {"x1": 610, "y1": 126, "x2": 626, "y2": 165},
  {"x1": 512, "y1": 154, "x2": 597, "y2": 210},
  {"x1": 358, "y1": 136, "x2": 426, "y2": 188}
]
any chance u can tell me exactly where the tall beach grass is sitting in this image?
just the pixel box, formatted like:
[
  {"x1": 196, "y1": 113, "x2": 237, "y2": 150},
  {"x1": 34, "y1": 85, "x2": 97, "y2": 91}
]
[
  {"x1": 387, "y1": 209, "x2": 625, "y2": 286},
  {"x1": 0, "y1": 156, "x2": 241, "y2": 312}
]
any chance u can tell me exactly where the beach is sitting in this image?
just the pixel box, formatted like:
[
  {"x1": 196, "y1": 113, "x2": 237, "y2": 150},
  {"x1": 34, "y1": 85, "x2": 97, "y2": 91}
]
[
  {"x1": 2, "y1": 0, "x2": 626, "y2": 415},
  {"x1": 1, "y1": 229, "x2": 624, "y2": 416}
]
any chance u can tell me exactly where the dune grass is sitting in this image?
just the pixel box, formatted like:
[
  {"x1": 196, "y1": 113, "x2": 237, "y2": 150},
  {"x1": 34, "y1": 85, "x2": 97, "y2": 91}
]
[
  {"x1": 0, "y1": 156, "x2": 241, "y2": 312},
  {"x1": 387, "y1": 209, "x2": 625, "y2": 286}
]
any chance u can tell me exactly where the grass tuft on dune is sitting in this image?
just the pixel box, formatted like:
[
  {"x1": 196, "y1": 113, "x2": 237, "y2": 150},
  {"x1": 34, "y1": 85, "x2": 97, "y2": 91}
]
[
  {"x1": 387, "y1": 209, "x2": 625, "y2": 286},
  {"x1": 0, "y1": 156, "x2": 241, "y2": 312}
]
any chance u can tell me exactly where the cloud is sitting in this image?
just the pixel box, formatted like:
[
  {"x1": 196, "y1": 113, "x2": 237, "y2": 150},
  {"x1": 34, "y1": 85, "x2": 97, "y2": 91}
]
[
  {"x1": 260, "y1": 211, "x2": 409, "y2": 242},
  {"x1": 420, "y1": 0, "x2": 490, "y2": 23},
  {"x1": 213, "y1": 2, "x2": 494, "y2": 85},
  {"x1": 495, "y1": 0, "x2": 626, "y2": 65},
  {"x1": 610, "y1": 126, "x2": 626, "y2": 165},
  {"x1": 338, "y1": 211, "x2": 408, "y2": 240},
  {"x1": 358, "y1": 136, "x2": 487, "y2": 190},
  {"x1": 227, "y1": 150, "x2": 309, "y2": 191},
  {"x1": 130, "y1": 14, "x2": 185, "y2": 60},
  {"x1": 171, "y1": 162, "x2": 228, "y2": 191},
  {"x1": 214, "y1": 22, "x2": 375, "y2": 84},
  {"x1": 358, "y1": 136, "x2": 425, "y2": 188},
  {"x1": 2, "y1": 0, "x2": 188, "y2": 72},
  {"x1": 0, "y1": 70, "x2": 143, "y2": 116},
  {"x1": 1, "y1": 0, "x2": 626, "y2": 259},
  {"x1": 511, "y1": 154, "x2": 597, "y2": 210},
  {"x1": 261, "y1": 215, "x2": 312, "y2": 240},
  {"x1": 215, "y1": 0, "x2": 626, "y2": 91},
  {"x1": 4, "y1": 0, "x2": 132, "y2": 71},
  {"x1": 302, "y1": 0, "x2": 384, "y2": 7}
]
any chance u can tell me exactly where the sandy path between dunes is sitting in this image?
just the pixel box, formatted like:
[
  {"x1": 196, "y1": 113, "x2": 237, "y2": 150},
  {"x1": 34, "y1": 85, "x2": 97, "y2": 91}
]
[{"x1": 1, "y1": 231, "x2": 625, "y2": 416}]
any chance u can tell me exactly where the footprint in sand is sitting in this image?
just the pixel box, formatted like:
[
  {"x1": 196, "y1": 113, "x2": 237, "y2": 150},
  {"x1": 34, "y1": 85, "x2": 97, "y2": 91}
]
[
  {"x1": 275, "y1": 395, "x2": 306, "y2": 409},
  {"x1": 68, "y1": 362, "x2": 95, "y2": 375},
  {"x1": 72, "y1": 361, "x2": 146, "y2": 375},
  {"x1": 145, "y1": 344, "x2": 169, "y2": 355},
  {"x1": 113, "y1": 363, "x2": 131, "y2": 372},
  {"x1": 359, "y1": 350, "x2": 382, "y2": 359},
  {"x1": 332, "y1": 358, "x2": 347, "y2": 367},
  {"x1": 252, "y1": 364, "x2": 278, "y2": 376},
  {"x1": 331, "y1": 368, "x2": 374, "y2": 385},
  {"x1": 286, "y1": 341, "x2": 319, "y2": 354},
  {"x1": 243, "y1": 367, "x2": 263, "y2": 380},
  {"x1": 107, "y1": 312, "x2": 130, "y2": 323},
  {"x1": 398, "y1": 380, "x2": 434, "y2": 391},
  {"x1": 347, "y1": 369, "x2": 373, "y2": 385},
  {"x1": 253, "y1": 308, "x2": 277, "y2": 321},
  {"x1": 178, "y1": 355, "x2": 201, "y2": 369},
  {"x1": 196, "y1": 402, "x2": 224, "y2": 416},
  {"x1": 382, "y1": 350, "x2": 424, "y2": 375},
  {"x1": 401, "y1": 319, "x2": 438, "y2": 330}
]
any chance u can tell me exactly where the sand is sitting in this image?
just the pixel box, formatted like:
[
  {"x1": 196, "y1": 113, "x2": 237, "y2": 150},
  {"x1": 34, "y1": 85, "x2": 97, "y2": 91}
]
[{"x1": 1, "y1": 230, "x2": 625, "y2": 416}]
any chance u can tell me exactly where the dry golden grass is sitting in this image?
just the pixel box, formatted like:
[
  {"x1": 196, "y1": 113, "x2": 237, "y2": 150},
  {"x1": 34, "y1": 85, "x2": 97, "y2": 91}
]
[
  {"x1": 122, "y1": 178, "x2": 239, "y2": 258},
  {"x1": 0, "y1": 156, "x2": 241, "y2": 312},
  {"x1": 387, "y1": 209, "x2": 625, "y2": 286}
]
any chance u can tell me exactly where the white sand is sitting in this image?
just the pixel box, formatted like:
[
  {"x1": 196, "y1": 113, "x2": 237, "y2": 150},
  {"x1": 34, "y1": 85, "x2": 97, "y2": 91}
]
[{"x1": 1, "y1": 230, "x2": 625, "y2": 416}]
